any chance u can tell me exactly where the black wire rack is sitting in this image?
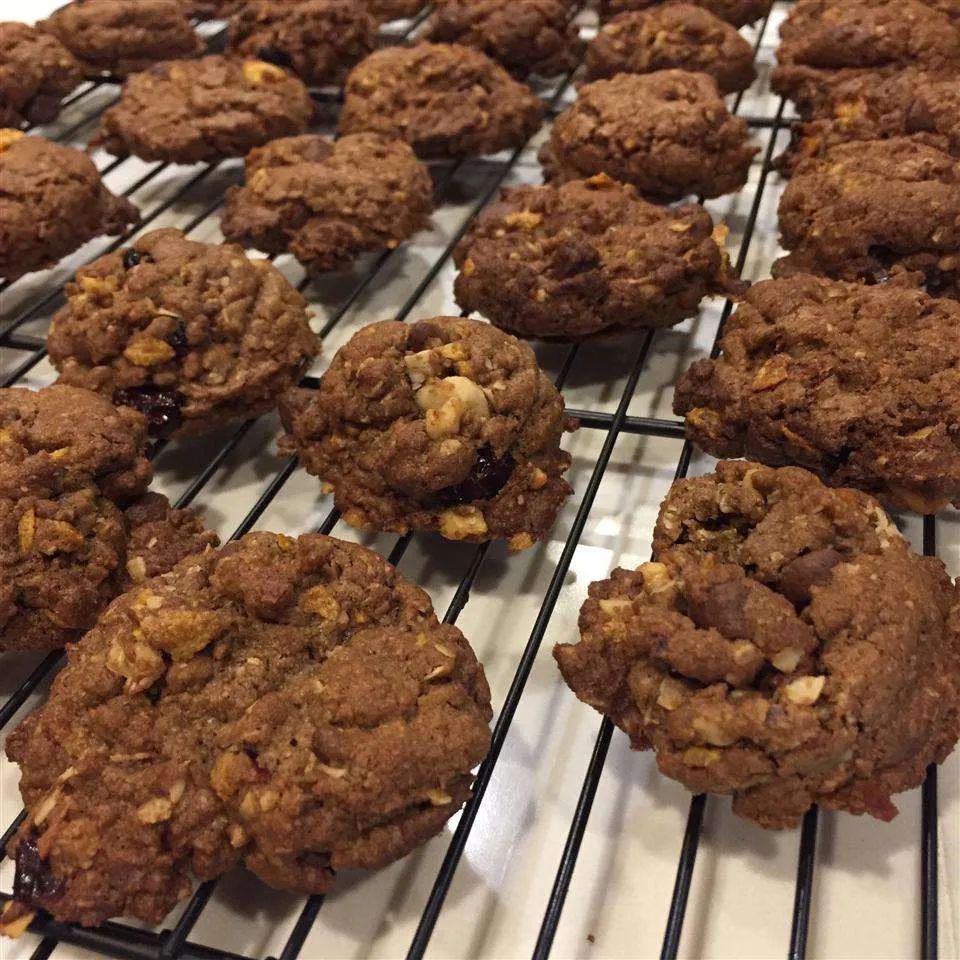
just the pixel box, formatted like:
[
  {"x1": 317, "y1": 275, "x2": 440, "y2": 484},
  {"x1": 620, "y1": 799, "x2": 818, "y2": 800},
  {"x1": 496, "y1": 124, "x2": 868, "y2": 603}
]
[{"x1": 0, "y1": 3, "x2": 949, "y2": 959}]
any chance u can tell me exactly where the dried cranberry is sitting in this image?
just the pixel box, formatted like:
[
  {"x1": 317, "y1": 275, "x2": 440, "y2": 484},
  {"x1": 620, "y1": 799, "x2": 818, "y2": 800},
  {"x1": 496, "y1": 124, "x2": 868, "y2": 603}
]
[
  {"x1": 14, "y1": 835, "x2": 63, "y2": 907},
  {"x1": 257, "y1": 46, "x2": 292, "y2": 68},
  {"x1": 434, "y1": 446, "x2": 514, "y2": 506},
  {"x1": 113, "y1": 385, "x2": 184, "y2": 438},
  {"x1": 167, "y1": 320, "x2": 189, "y2": 359}
]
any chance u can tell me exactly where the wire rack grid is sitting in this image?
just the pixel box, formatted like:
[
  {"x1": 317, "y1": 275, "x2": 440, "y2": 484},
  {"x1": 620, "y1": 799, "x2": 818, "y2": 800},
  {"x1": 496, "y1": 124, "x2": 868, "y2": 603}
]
[{"x1": 0, "y1": 3, "x2": 958, "y2": 960}]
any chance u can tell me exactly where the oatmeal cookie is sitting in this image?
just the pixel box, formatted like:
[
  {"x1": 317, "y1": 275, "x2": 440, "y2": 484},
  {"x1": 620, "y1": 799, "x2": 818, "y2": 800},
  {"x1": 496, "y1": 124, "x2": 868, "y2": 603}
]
[
  {"x1": 674, "y1": 276, "x2": 960, "y2": 514},
  {"x1": 425, "y1": 0, "x2": 582, "y2": 78},
  {"x1": 39, "y1": 0, "x2": 203, "y2": 78},
  {"x1": 279, "y1": 317, "x2": 575, "y2": 548},
  {"x1": 773, "y1": 138, "x2": 960, "y2": 298},
  {"x1": 362, "y1": 0, "x2": 427, "y2": 21},
  {"x1": 0, "y1": 384, "x2": 216, "y2": 653},
  {"x1": 91, "y1": 55, "x2": 313, "y2": 164},
  {"x1": 183, "y1": 0, "x2": 244, "y2": 15},
  {"x1": 772, "y1": 0, "x2": 960, "y2": 117},
  {"x1": 776, "y1": 70, "x2": 960, "y2": 174},
  {"x1": 0, "y1": 131, "x2": 139, "y2": 282},
  {"x1": 555, "y1": 460, "x2": 960, "y2": 829},
  {"x1": 48, "y1": 228, "x2": 320, "y2": 438},
  {"x1": 539, "y1": 71, "x2": 757, "y2": 201},
  {"x1": 0, "y1": 22, "x2": 82, "y2": 128},
  {"x1": 226, "y1": 0, "x2": 376, "y2": 87},
  {"x1": 3, "y1": 531, "x2": 491, "y2": 927},
  {"x1": 220, "y1": 133, "x2": 433, "y2": 275},
  {"x1": 337, "y1": 44, "x2": 545, "y2": 159},
  {"x1": 453, "y1": 174, "x2": 740, "y2": 339},
  {"x1": 596, "y1": 0, "x2": 773, "y2": 27},
  {"x1": 585, "y1": 5, "x2": 756, "y2": 93}
]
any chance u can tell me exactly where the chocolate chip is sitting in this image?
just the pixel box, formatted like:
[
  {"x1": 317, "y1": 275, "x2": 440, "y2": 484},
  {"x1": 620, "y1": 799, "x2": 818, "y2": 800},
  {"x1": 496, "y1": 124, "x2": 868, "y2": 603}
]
[
  {"x1": 257, "y1": 46, "x2": 292, "y2": 68},
  {"x1": 434, "y1": 446, "x2": 513, "y2": 505},
  {"x1": 779, "y1": 548, "x2": 844, "y2": 607},
  {"x1": 122, "y1": 248, "x2": 154, "y2": 270},
  {"x1": 14, "y1": 834, "x2": 63, "y2": 907},
  {"x1": 113, "y1": 385, "x2": 184, "y2": 438}
]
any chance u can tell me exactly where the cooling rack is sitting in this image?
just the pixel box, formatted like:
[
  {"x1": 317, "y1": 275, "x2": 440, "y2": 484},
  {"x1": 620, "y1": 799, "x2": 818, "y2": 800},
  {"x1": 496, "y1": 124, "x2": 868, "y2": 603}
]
[{"x1": 0, "y1": 3, "x2": 957, "y2": 958}]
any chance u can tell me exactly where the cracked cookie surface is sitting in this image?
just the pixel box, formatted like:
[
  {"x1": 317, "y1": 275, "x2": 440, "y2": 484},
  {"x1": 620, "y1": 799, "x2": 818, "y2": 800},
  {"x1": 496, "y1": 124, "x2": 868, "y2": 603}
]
[
  {"x1": 279, "y1": 317, "x2": 574, "y2": 548},
  {"x1": 4, "y1": 531, "x2": 492, "y2": 927},
  {"x1": 220, "y1": 133, "x2": 433, "y2": 275},
  {"x1": 596, "y1": 0, "x2": 772, "y2": 26},
  {"x1": 555, "y1": 460, "x2": 960, "y2": 828},
  {"x1": 48, "y1": 228, "x2": 320, "y2": 437},
  {"x1": 539, "y1": 71, "x2": 756, "y2": 201},
  {"x1": 0, "y1": 384, "x2": 216, "y2": 653},
  {"x1": 586, "y1": 4, "x2": 756, "y2": 92},
  {"x1": 0, "y1": 131, "x2": 139, "y2": 282},
  {"x1": 453, "y1": 174, "x2": 740, "y2": 339},
  {"x1": 674, "y1": 275, "x2": 960, "y2": 514},
  {"x1": 92, "y1": 55, "x2": 313, "y2": 163},
  {"x1": 337, "y1": 43, "x2": 545, "y2": 159}
]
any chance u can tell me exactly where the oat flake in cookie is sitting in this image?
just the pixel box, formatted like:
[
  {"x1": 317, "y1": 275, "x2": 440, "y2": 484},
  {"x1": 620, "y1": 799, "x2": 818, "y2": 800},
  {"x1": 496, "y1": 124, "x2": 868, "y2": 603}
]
[
  {"x1": 92, "y1": 55, "x2": 313, "y2": 164},
  {"x1": 220, "y1": 133, "x2": 433, "y2": 275},
  {"x1": 226, "y1": 0, "x2": 376, "y2": 87},
  {"x1": 40, "y1": 0, "x2": 203, "y2": 79},
  {"x1": 674, "y1": 275, "x2": 960, "y2": 514},
  {"x1": 2, "y1": 532, "x2": 491, "y2": 929},
  {"x1": 337, "y1": 44, "x2": 545, "y2": 160},
  {"x1": 48, "y1": 228, "x2": 320, "y2": 438},
  {"x1": 454, "y1": 174, "x2": 741, "y2": 339},
  {"x1": 596, "y1": 0, "x2": 772, "y2": 27},
  {"x1": 0, "y1": 22, "x2": 82, "y2": 128},
  {"x1": 555, "y1": 461, "x2": 960, "y2": 829},
  {"x1": 0, "y1": 384, "x2": 216, "y2": 654},
  {"x1": 0, "y1": 131, "x2": 139, "y2": 282},
  {"x1": 540, "y1": 71, "x2": 757, "y2": 202},
  {"x1": 280, "y1": 317, "x2": 575, "y2": 549}
]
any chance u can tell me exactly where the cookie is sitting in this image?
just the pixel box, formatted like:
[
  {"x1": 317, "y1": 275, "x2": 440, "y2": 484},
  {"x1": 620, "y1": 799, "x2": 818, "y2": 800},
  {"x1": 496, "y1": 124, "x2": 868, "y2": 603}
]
[
  {"x1": 425, "y1": 0, "x2": 582, "y2": 78},
  {"x1": 183, "y1": 0, "x2": 244, "y2": 15},
  {"x1": 772, "y1": 0, "x2": 960, "y2": 117},
  {"x1": 773, "y1": 138, "x2": 960, "y2": 298},
  {"x1": 596, "y1": 0, "x2": 772, "y2": 27},
  {"x1": 47, "y1": 228, "x2": 320, "y2": 438},
  {"x1": 0, "y1": 22, "x2": 82, "y2": 128},
  {"x1": 40, "y1": 0, "x2": 203, "y2": 79},
  {"x1": 585, "y1": 5, "x2": 756, "y2": 93},
  {"x1": 337, "y1": 44, "x2": 545, "y2": 159},
  {"x1": 91, "y1": 55, "x2": 313, "y2": 164},
  {"x1": 453, "y1": 174, "x2": 740, "y2": 339},
  {"x1": 220, "y1": 133, "x2": 433, "y2": 275},
  {"x1": 362, "y1": 0, "x2": 426, "y2": 21},
  {"x1": 2, "y1": 531, "x2": 492, "y2": 928},
  {"x1": 226, "y1": 0, "x2": 376, "y2": 87},
  {"x1": 0, "y1": 131, "x2": 139, "y2": 282},
  {"x1": 279, "y1": 317, "x2": 574, "y2": 548},
  {"x1": 555, "y1": 460, "x2": 960, "y2": 829},
  {"x1": 0, "y1": 384, "x2": 216, "y2": 653},
  {"x1": 673, "y1": 275, "x2": 960, "y2": 514},
  {"x1": 539, "y1": 71, "x2": 757, "y2": 201}
]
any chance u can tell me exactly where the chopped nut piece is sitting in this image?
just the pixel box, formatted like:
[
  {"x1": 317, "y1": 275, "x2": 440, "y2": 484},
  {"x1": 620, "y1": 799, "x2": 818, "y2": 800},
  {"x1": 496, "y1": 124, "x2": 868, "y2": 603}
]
[
  {"x1": 426, "y1": 788, "x2": 453, "y2": 806},
  {"x1": 137, "y1": 797, "x2": 173, "y2": 824},
  {"x1": 771, "y1": 646, "x2": 804, "y2": 673},
  {"x1": 0, "y1": 903, "x2": 34, "y2": 939},
  {"x1": 504, "y1": 210, "x2": 543, "y2": 230},
  {"x1": 298, "y1": 585, "x2": 340, "y2": 620},
  {"x1": 242, "y1": 60, "x2": 287, "y2": 84},
  {"x1": 123, "y1": 336, "x2": 176, "y2": 367},
  {"x1": 0, "y1": 128, "x2": 26, "y2": 153},
  {"x1": 415, "y1": 376, "x2": 490, "y2": 420},
  {"x1": 784, "y1": 675, "x2": 826, "y2": 706},
  {"x1": 169, "y1": 780, "x2": 186, "y2": 804},
  {"x1": 682, "y1": 747, "x2": 722, "y2": 767},
  {"x1": 656, "y1": 676, "x2": 686, "y2": 711},
  {"x1": 439, "y1": 506, "x2": 488, "y2": 540},
  {"x1": 751, "y1": 355, "x2": 790, "y2": 391},
  {"x1": 693, "y1": 716, "x2": 737, "y2": 746},
  {"x1": 598, "y1": 597, "x2": 632, "y2": 616},
  {"x1": 17, "y1": 509, "x2": 35, "y2": 553},
  {"x1": 126, "y1": 556, "x2": 148, "y2": 583}
]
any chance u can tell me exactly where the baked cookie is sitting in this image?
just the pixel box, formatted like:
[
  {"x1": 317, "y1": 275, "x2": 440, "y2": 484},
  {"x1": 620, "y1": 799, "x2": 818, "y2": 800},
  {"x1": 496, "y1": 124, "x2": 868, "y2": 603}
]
[
  {"x1": 555, "y1": 460, "x2": 960, "y2": 829},
  {"x1": 585, "y1": 5, "x2": 756, "y2": 93},
  {"x1": 539, "y1": 71, "x2": 756, "y2": 201},
  {"x1": 0, "y1": 384, "x2": 216, "y2": 653},
  {"x1": 773, "y1": 138, "x2": 960, "y2": 298},
  {"x1": 596, "y1": 0, "x2": 773, "y2": 27},
  {"x1": 0, "y1": 22, "x2": 82, "y2": 128},
  {"x1": 674, "y1": 276, "x2": 960, "y2": 514},
  {"x1": 40, "y1": 0, "x2": 203, "y2": 79},
  {"x1": 453, "y1": 174, "x2": 740, "y2": 339},
  {"x1": 48, "y1": 228, "x2": 320, "y2": 438},
  {"x1": 772, "y1": 0, "x2": 960, "y2": 117},
  {"x1": 220, "y1": 133, "x2": 433, "y2": 274},
  {"x1": 776, "y1": 70, "x2": 960, "y2": 174},
  {"x1": 337, "y1": 44, "x2": 545, "y2": 159},
  {"x1": 0, "y1": 131, "x2": 139, "y2": 282},
  {"x1": 362, "y1": 0, "x2": 426, "y2": 21},
  {"x1": 91, "y1": 55, "x2": 313, "y2": 164},
  {"x1": 2, "y1": 531, "x2": 492, "y2": 928},
  {"x1": 425, "y1": 0, "x2": 582, "y2": 79},
  {"x1": 226, "y1": 0, "x2": 376, "y2": 87},
  {"x1": 183, "y1": 0, "x2": 244, "y2": 16},
  {"x1": 279, "y1": 317, "x2": 574, "y2": 548}
]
